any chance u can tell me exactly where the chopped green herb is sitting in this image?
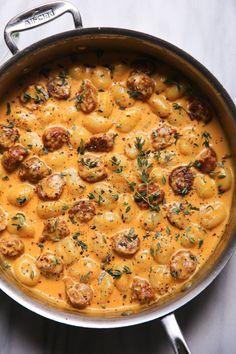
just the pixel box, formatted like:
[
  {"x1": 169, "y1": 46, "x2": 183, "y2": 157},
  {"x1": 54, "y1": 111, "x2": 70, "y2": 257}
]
[
  {"x1": 77, "y1": 139, "x2": 86, "y2": 155},
  {"x1": 106, "y1": 268, "x2": 122, "y2": 279},
  {"x1": 134, "y1": 137, "x2": 145, "y2": 154},
  {"x1": 3, "y1": 121, "x2": 14, "y2": 129},
  {"x1": 143, "y1": 232, "x2": 150, "y2": 240},
  {"x1": 218, "y1": 174, "x2": 226, "y2": 179},
  {"x1": 166, "y1": 226, "x2": 171, "y2": 235},
  {"x1": 181, "y1": 187, "x2": 188, "y2": 195},
  {"x1": 161, "y1": 175, "x2": 166, "y2": 185},
  {"x1": 35, "y1": 85, "x2": 49, "y2": 100},
  {"x1": 202, "y1": 131, "x2": 211, "y2": 148},
  {"x1": 75, "y1": 94, "x2": 84, "y2": 104},
  {"x1": 72, "y1": 232, "x2": 81, "y2": 239},
  {"x1": 52, "y1": 257, "x2": 60, "y2": 265},
  {"x1": 11, "y1": 213, "x2": 26, "y2": 230},
  {"x1": 198, "y1": 239, "x2": 204, "y2": 249},
  {"x1": 125, "y1": 228, "x2": 138, "y2": 242},
  {"x1": 81, "y1": 158, "x2": 98, "y2": 169},
  {"x1": 170, "y1": 271, "x2": 178, "y2": 278},
  {"x1": 155, "y1": 231, "x2": 162, "y2": 238},
  {"x1": 97, "y1": 194, "x2": 104, "y2": 205},
  {"x1": 164, "y1": 78, "x2": 181, "y2": 91},
  {"x1": 16, "y1": 197, "x2": 27, "y2": 205},
  {"x1": 127, "y1": 90, "x2": 142, "y2": 99},
  {"x1": 102, "y1": 252, "x2": 112, "y2": 265},
  {"x1": 22, "y1": 93, "x2": 31, "y2": 102},
  {"x1": 128, "y1": 181, "x2": 136, "y2": 191},
  {"x1": 60, "y1": 172, "x2": 67, "y2": 177},
  {"x1": 37, "y1": 242, "x2": 44, "y2": 249},
  {"x1": 173, "y1": 103, "x2": 182, "y2": 110},
  {"x1": 6, "y1": 102, "x2": 11, "y2": 115},
  {"x1": 123, "y1": 265, "x2": 132, "y2": 274},
  {"x1": 80, "y1": 271, "x2": 92, "y2": 282},
  {"x1": 112, "y1": 194, "x2": 119, "y2": 201},
  {"x1": 3, "y1": 262, "x2": 11, "y2": 270},
  {"x1": 125, "y1": 206, "x2": 131, "y2": 213},
  {"x1": 112, "y1": 133, "x2": 118, "y2": 144},
  {"x1": 77, "y1": 240, "x2": 88, "y2": 251},
  {"x1": 43, "y1": 147, "x2": 49, "y2": 155}
]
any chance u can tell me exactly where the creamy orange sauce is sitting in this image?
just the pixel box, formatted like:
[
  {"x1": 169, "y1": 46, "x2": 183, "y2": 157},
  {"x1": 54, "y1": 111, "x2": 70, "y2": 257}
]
[{"x1": 0, "y1": 51, "x2": 233, "y2": 315}]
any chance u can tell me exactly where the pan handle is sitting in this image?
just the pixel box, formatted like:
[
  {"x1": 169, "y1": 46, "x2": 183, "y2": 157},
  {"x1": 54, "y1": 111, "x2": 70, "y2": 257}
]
[
  {"x1": 161, "y1": 313, "x2": 192, "y2": 354},
  {"x1": 4, "y1": 1, "x2": 83, "y2": 55}
]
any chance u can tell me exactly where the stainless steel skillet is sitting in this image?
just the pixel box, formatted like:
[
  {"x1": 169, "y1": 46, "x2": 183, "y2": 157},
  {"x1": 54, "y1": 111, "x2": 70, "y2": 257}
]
[{"x1": 1, "y1": 2, "x2": 236, "y2": 353}]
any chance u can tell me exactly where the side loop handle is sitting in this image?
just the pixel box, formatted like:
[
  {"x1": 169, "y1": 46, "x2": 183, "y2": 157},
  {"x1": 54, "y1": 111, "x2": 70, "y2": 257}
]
[
  {"x1": 4, "y1": 1, "x2": 83, "y2": 54},
  {"x1": 161, "y1": 313, "x2": 192, "y2": 354}
]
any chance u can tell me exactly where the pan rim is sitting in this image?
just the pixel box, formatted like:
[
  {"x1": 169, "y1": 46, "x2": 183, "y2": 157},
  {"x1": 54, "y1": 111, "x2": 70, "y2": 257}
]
[{"x1": 0, "y1": 26, "x2": 236, "y2": 328}]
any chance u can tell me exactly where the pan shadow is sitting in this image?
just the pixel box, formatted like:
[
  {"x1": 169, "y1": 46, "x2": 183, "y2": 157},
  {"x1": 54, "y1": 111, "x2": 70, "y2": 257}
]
[{"x1": 0, "y1": 267, "x2": 225, "y2": 354}]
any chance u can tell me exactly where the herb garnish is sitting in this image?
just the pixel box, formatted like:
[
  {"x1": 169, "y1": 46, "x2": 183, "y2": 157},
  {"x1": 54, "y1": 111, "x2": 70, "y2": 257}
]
[
  {"x1": 6, "y1": 102, "x2": 11, "y2": 115},
  {"x1": 106, "y1": 268, "x2": 122, "y2": 279},
  {"x1": 125, "y1": 228, "x2": 138, "y2": 242},
  {"x1": 77, "y1": 139, "x2": 86, "y2": 155},
  {"x1": 128, "y1": 181, "x2": 136, "y2": 191},
  {"x1": 173, "y1": 103, "x2": 182, "y2": 110},
  {"x1": 81, "y1": 158, "x2": 98, "y2": 169},
  {"x1": 164, "y1": 78, "x2": 181, "y2": 91},
  {"x1": 77, "y1": 240, "x2": 88, "y2": 251},
  {"x1": 16, "y1": 197, "x2": 27, "y2": 206},
  {"x1": 202, "y1": 131, "x2": 211, "y2": 148},
  {"x1": 106, "y1": 265, "x2": 132, "y2": 279},
  {"x1": 110, "y1": 155, "x2": 123, "y2": 173},
  {"x1": 11, "y1": 213, "x2": 26, "y2": 230}
]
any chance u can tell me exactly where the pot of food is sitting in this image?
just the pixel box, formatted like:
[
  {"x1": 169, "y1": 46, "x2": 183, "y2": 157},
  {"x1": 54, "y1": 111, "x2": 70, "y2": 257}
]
[{"x1": 0, "y1": 2, "x2": 235, "y2": 353}]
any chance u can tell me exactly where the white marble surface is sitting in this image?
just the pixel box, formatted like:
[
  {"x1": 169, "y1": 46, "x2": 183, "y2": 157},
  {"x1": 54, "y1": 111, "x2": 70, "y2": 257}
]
[{"x1": 0, "y1": 0, "x2": 236, "y2": 353}]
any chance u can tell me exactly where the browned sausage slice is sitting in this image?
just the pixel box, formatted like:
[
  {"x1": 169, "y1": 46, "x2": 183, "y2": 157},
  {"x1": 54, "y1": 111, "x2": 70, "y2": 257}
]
[
  {"x1": 47, "y1": 77, "x2": 70, "y2": 100},
  {"x1": 19, "y1": 156, "x2": 51, "y2": 183},
  {"x1": 42, "y1": 126, "x2": 70, "y2": 152},
  {"x1": 65, "y1": 278, "x2": 93, "y2": 308},
  {"x1": 0, "y1": 236, "x2": 24, "y2": 257},
  {"x1": 40, "y1": 217, "x2": 70, "y2": 242},
  {"x1": 85, "y1": 133, "x2": 114, "y2": 152},
  {"x1": 76, "y1": 80, "x2": 98, "y2": 113},
  {"x1": 151, "y1": 124, "x2": 177, "y2": 151},
  {"x1": 187, "y1": 98, "x2": 213, "y2": 124},
  {"x1": 131, "y1": 276, "x2": 155, "y2": 303},
  {"x1": 134, "y1": 183, "x2": 165, "y2": 210},
  {"x1": 127, "y1": 72, "x2": 155, "y2": 101},
  {"x1": 0, "y1": 125, "x2": 19, "y2": 150},
  {"x1": 1, "y1": 144, "x2": 29, "y2": 172},
  {"x1": 194, "y1": 148, "x2": 217, "y2": 174},
  {"x1": 169, "y1": 166, "x2": 194, "y2": 196},
  {"x1": 112, "y1": 228, "x2": 140, "y2": 256},
  {"x1": 170, "y1": 250, "x2": 197, "y2": 280},
  {"x1": 69, "y1": 200, "x2": 96, "y2": 223},
  {"x1": 37, "y1": 173, "x2": 65, "y2": 201},
  {"x1": 78, "y1": 154, "x2": 107, "y2": 183},
  {"x1": 36, "y1": 252, "x2": 64, "y2": 277}
]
